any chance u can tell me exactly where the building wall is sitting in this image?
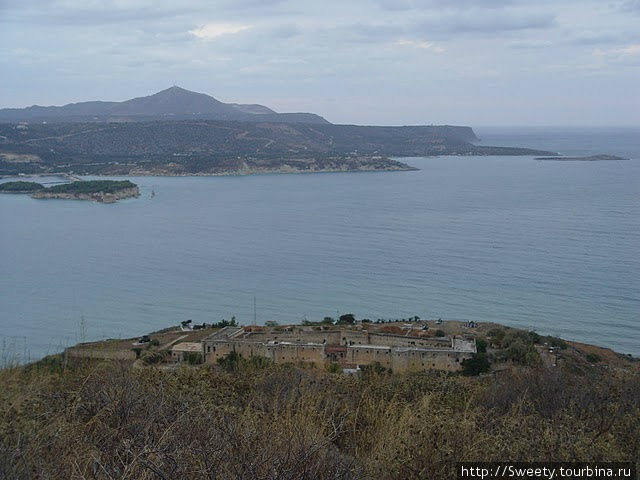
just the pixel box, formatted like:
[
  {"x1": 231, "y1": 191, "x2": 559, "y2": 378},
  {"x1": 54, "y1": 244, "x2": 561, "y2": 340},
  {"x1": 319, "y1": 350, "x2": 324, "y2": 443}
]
[{"x1": 202, "y1": 329, "x2": 474, "y2": 372}]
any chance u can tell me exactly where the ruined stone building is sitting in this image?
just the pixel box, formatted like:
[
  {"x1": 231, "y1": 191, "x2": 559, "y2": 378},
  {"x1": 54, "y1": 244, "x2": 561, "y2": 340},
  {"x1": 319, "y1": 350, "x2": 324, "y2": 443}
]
[{"x1": 200, "y1": 325, "x2": 476, "y2": 372}]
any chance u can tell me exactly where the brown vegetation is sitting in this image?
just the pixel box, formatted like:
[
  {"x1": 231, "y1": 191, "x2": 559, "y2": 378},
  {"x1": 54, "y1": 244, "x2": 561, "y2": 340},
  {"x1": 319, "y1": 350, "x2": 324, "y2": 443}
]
[{"x1": 1, "y1": 352, "x2": 638, "y2": 479}]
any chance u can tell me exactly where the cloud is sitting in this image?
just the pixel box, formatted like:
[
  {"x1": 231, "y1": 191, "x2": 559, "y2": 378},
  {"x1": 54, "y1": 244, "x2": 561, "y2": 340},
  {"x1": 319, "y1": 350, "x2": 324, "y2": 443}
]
[
  {"x1": 620, "y1": 43, "x2": 640, "y2": 54},
  {"x1": 620, "y1": 0, "x2": 640, "y2": 14},
  {"x1": 419, "y1": 12, "x2": 556, "y2": 36},
  {"x1": 189, "y1": 22, "x2": 252, "y2": 39},
  {"x1": 393, "y1": 39, "x2": 444, "y2": 52},
  {"x1": 594, "y1": 43, "x2": 640, "y2": 57}
]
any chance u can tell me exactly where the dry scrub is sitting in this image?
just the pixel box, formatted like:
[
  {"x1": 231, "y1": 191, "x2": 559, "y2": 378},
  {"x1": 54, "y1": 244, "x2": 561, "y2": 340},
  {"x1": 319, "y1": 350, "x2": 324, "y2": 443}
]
[{"x1": 0, "y1": 357, "x2": 638, "y2": 479}]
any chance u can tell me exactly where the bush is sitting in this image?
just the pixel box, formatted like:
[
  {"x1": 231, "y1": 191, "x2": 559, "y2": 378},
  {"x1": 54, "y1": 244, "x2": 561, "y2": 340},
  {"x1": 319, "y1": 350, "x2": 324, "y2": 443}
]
[
  {"x1": 326, "y1": 363, "x2": 342, "y2": 373},
  {"x1": 500, "y1": 331, "x2": 540, "y2": 366},
  {"x1": 461, "y1": 353, "x2": 490, "y2": 376},
  {"x1": 528, "y1": 331, "x2": 542, "y2": 344},
  {"x1": 476, "y1": 338, "x2": 488, "y2": 353},
  {"x1": 360, "y1": 361, "x2": 387, "y2": 375},
  {"x1": 141, "y1": 350, "x2": 167, "y2": 365},
  {"x1": 337, "y1": 314, "x2": 356, "y2": 325},
  {"x1": 586, "y1": 353, "x2": 602, "y2": 363},
  {"x1": 217, "y1": 351, "x2": 243, "y2": 372},
  {"x1": 545, "y1": 336, "x2": 568, "y2": 350},
  {"x1": 435, "y1": 329, "x2": 446, "y2": 337},
  {"x1": 487, "y1": 328, "x2": 506, "y2": 346},
  {"x1": 184, "y1": 352, "x2": 203, "y2": 365}
]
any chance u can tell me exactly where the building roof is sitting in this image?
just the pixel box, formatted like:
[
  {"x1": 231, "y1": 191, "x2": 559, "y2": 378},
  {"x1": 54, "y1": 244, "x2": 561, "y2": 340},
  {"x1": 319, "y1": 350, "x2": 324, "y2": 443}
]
[{"x1": 171, "y1": 342, "x2": 202, "y2": 352}]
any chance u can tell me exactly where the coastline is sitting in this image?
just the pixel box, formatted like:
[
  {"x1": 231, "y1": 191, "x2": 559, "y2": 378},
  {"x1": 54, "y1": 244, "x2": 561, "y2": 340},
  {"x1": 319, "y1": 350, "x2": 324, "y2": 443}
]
[
  {"x1": 31, "y1": 186, "x2": 140, "y2": 203},
  {"x1": 1, "y1": 164, "x2": 419, "y2": 180}
]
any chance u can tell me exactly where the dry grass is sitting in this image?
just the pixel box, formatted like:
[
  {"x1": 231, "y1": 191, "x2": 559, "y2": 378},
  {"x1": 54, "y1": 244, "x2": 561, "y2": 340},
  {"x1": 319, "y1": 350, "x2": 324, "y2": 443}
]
[{"x1": 0, "y1": 356, "x2": 638, "y2": 479}]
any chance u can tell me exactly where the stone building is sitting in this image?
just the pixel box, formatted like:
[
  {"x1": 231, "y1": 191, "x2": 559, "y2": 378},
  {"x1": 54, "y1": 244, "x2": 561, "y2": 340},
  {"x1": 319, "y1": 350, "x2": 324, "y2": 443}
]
[
  {"x1": 170, "y1": 342, "x2": 204, "y2": 362},
  {"x1": 201, "y1": 325, "x2": 476, "y2": 372}
]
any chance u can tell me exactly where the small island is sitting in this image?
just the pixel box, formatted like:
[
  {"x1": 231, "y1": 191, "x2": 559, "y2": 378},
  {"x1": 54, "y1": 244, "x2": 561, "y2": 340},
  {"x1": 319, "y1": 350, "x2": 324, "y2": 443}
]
[
  {"x1": 0, "y1": 179, "x2": 139, "y2": 203},
  {"x1": 0, "y1": 180, "x2": 46, "y2": 192},
  {"x1": 535, "y1": 154, "x2": 628, "y2": 161}
]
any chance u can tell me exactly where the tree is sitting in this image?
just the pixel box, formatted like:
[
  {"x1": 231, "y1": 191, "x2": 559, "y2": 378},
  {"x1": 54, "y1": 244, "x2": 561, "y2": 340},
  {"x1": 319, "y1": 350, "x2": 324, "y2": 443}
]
[
  {"x1": 322, "y1": 317, "x2": 335, "y2": 325},
  {"x1": 461, "y1": 353, "x2": 490, "y2": 376},
  {"x1": 487, "y1": 328, "x2": 506, "y2": 347},
  {"x1": 217, "y1": 351, "x2": 242, "y2": 372},
  {"x1": 337, "y1": 313, "x2": 356, "y2": 325},
  {"x1": 184, "y1": 352, "x2": 203, "y2": 365},
  {"x1": 265, "y1": 321, "x2": 279, "y2": 327}
]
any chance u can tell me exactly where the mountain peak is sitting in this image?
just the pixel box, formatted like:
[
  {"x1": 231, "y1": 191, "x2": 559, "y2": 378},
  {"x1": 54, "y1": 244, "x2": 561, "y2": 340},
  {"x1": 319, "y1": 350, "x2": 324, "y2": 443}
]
[
  {"x1": 0, "y1": 87, "x2": 330, "y2": 124},
  {"x1": 156, "y1": 86, "x2": 193, "y2": 96}
]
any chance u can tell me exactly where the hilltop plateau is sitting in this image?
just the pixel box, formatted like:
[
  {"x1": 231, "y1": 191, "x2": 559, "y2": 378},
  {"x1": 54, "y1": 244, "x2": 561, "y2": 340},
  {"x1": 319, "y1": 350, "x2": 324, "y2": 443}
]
[{"x1": 1, "y1": 319, "x2": 637, "y2": 479}]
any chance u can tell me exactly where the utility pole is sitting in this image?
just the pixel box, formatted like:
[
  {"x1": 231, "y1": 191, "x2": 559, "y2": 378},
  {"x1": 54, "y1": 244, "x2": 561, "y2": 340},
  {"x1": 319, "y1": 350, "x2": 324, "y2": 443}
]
[{"x1": 254, "y1": 295, "x2": 257, "y2": 324}]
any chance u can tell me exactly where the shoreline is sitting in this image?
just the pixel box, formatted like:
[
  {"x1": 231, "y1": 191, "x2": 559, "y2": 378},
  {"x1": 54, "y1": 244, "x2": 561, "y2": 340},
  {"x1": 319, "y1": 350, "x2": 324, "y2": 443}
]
[{"x1": 1, "y1": 164, "x2": 419, "y2": 180}]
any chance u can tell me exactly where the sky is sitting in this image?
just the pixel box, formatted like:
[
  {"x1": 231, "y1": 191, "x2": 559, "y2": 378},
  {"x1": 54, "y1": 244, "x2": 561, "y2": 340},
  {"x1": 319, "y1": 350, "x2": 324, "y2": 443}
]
[{"x1": 1, "y1": 0, "x2": 639, "y2": 126}]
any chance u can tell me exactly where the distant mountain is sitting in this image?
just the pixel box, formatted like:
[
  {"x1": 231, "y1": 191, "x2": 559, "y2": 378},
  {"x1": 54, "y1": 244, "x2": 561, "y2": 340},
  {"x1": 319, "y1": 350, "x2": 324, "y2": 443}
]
[{"x1": 0, "y1": 86, "x2": 329, "y2": 124}]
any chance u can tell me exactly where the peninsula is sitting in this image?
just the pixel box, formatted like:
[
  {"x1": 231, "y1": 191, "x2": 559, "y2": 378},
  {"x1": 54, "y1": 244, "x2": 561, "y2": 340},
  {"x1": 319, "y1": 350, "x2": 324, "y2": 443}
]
[
  {"x1": 0, "y1": 179, "x2": 139, "y2": 202},
  {"x1": 0, "y1": 87, "x2": 555, "y2": 177},
  {"x1": 535, "y1": 154, "x2": 628, "y2": 161}
]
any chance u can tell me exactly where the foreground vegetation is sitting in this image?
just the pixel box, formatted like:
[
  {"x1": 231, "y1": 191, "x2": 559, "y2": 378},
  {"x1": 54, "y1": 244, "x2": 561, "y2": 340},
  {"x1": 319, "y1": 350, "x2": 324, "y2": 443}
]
[{"x1": 1, "y1": 348, "x2": 638, "y2": 479}]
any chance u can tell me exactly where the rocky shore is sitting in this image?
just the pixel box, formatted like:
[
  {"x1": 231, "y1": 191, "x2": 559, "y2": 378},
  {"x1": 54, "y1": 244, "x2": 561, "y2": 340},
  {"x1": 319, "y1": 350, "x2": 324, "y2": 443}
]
[{"x1": 32, "y1": 186, "x2": 139, "y2": 203}]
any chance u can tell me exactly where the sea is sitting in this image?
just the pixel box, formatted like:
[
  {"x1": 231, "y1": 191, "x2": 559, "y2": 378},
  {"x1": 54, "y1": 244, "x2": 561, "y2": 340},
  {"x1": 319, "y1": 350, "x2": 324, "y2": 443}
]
[{"x1": 1, "y1": 126, "x2": 638, "y2": 361}]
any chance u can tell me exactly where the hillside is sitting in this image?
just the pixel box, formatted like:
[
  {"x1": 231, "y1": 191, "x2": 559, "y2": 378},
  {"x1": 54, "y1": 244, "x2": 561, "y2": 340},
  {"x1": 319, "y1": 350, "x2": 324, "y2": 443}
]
[
  {"x1": 0, "y1": 121, "x2": 551, "y2": 176},
  {"x1": 1, "y1": 322, "x2": 638, "y2": 479},
  {"x1": 0, "y1": 87, "x2": 329, "y2": 125}
]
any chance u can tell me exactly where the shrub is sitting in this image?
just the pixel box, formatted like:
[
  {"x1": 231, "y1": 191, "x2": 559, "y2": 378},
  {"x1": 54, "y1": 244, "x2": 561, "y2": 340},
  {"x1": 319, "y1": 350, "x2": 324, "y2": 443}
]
[
  {"x1": 461, "y1": 353, "x2": 490, "y2": 376},
  {"x1": 501, "y1": 332, "x2": 541, "y2": 366},
  {"x1": 528, "y1": 331, "x2": 542, "y2": 344},
  {"x1": 586, "y1": 353, "x2": 602, "y2": 363},
  {"x1": 476, "y1": 338, "x2": 488, "y2": 353},
  {"x1": 217, "y1": 351, "x2": 242, "y2": 372},
  {"x1": 435, "y1": 329, "x2": 446, "y2": 337},
  {"x1": 184, "y1": 352, "x2": 203, "y2": 365},
  {"x1": 487, "y1": 328, "x2": 506, "y2": 346},
  {"x1": 141, "y1": 350, "x2": 167, "y2": 365},
  {"x1": 326, "y1": 363, "x2": 342, "y2": 373},
  {"x1": 337, "y1": 314, "x2": 356, "y2": 325},
  {"x1": 360, "y1": 361, "x2": 387, "y2": 375},
  {"x1": 545, "y1": 336, "x2": 568, "y2": 350}
]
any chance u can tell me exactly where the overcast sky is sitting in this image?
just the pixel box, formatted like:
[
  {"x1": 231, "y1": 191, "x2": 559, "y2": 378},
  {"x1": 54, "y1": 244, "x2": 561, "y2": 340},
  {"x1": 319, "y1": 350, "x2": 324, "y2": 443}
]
[{"x1": 1, "y1": 0, "x2": 639, "y2": 125}]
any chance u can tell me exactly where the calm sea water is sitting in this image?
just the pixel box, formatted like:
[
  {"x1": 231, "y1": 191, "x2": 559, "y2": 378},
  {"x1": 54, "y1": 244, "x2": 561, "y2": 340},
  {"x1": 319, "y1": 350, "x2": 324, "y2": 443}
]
[{"x1": 1, "y1": 127, "x2": 639, "y2": 361}]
